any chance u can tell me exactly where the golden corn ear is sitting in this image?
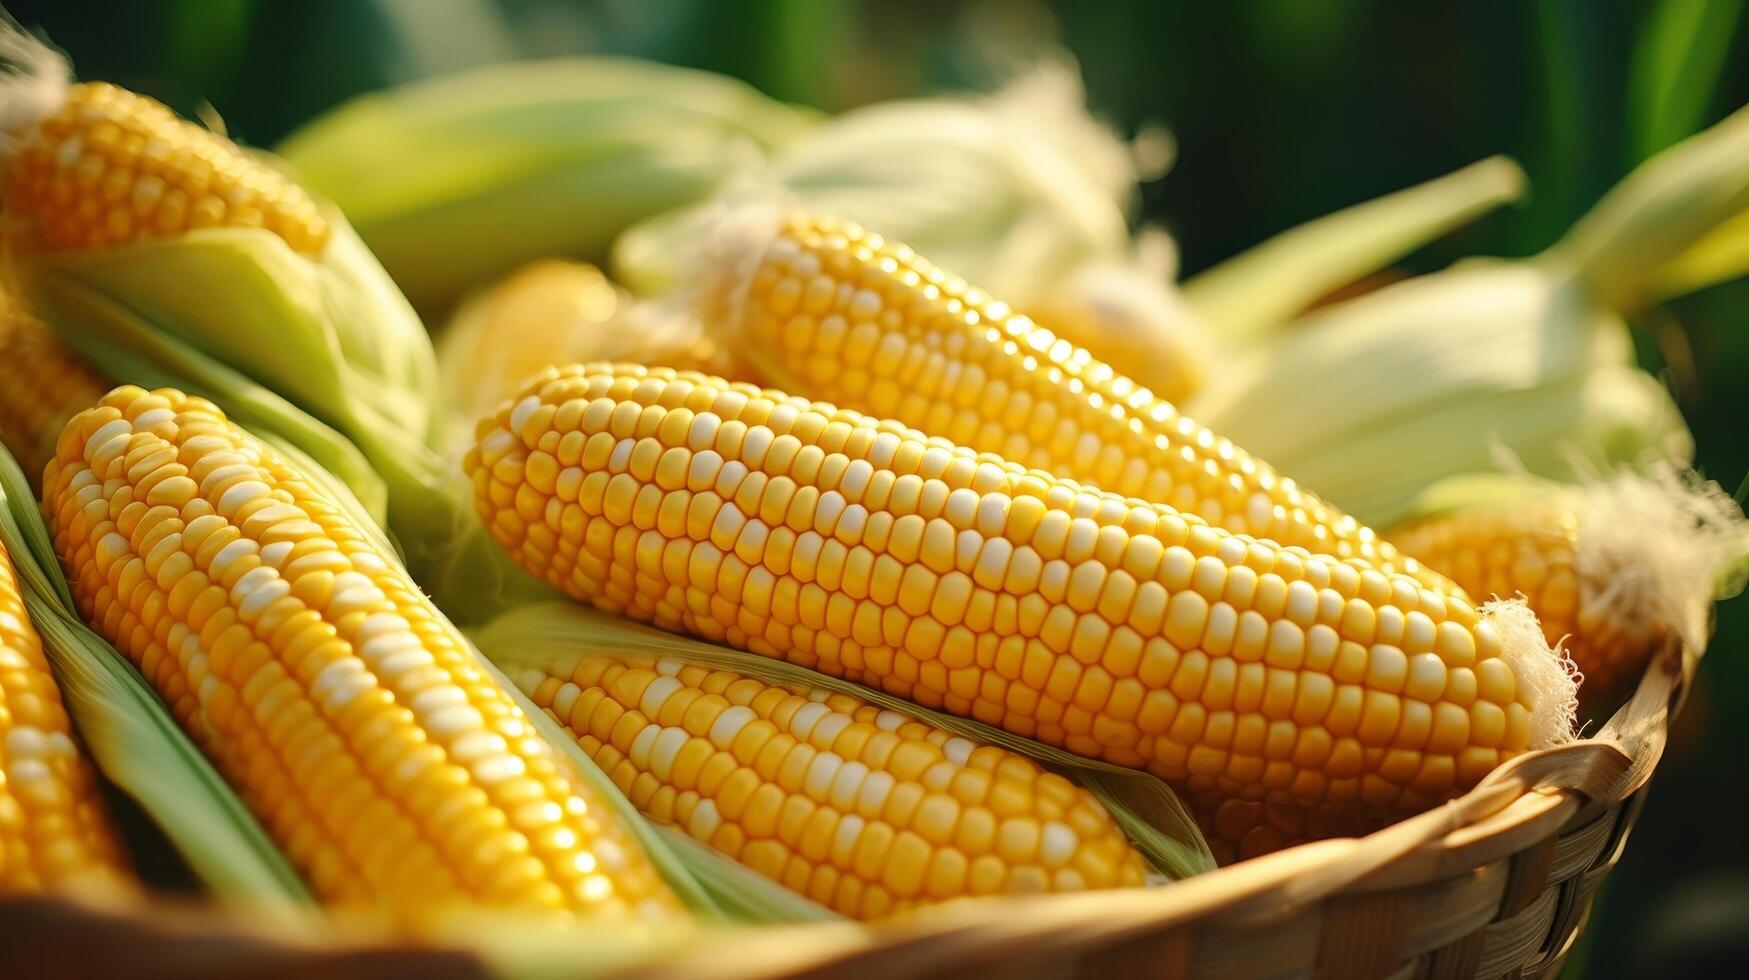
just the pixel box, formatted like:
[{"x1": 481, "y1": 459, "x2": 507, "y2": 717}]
[
  {"x1": 514, "y1": 653, "x2": 1148, "y2": 919},
  {"x1": 716, "y1": 213, "x2": 1445, "y2": 589},
  {"x1": 443, "y1": 260, "x2": 749, "y2": 430},
  {"x1": 1388, "y1": 470, "x2": 1746, "y2": 702},
  {"x1": 0, "y1": 543, "x2": 131, "y2": 891},
  {"x1": 0, "y1": 293, "x2": 109, "y2": 488},
  {"x1": 468, "y1": 365, "x2": 1572, "y2": 829},
  {"x1": 44, "y1": 386, "x2": 679, "y2": 918},
  {"x1": 3, "y1": 82, "x2": 328, "y2": 253}
]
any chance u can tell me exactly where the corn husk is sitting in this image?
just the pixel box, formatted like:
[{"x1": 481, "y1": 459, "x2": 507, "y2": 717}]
[
  {"x1": 1182, "y1": 156, "x2": 1528, "y2": 343},
  {"x1": 472, "y1": 602, "x2": 1218, "y2": 883},
  {"x1": 1553, "y1": 101, "x2": 1749, "y2": 309},
  {"x1": 1185, "y1": 107, "x2": 1749, "y2": 526},
  {"x1": 0, "y1": 442, "x2": 309, "y2": 908},
  {"x1": 5, "y1": 208, "x2": 544, "y2": 624},
  {"x1": 1186, "y1": 261, "x2": 1693, "y2": 526},
  {"x1": 613, "y1": 63, "x2": 1138, "y2": 306},
  {"x1": 277, "y1": 58, "x2": 817, "y2": 314}
]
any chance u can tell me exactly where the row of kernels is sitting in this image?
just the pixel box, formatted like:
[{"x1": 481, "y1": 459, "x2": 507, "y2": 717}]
[
  {"x1": 517, "y1": 653, "x2": 1146, "y2": 919},
  {"x1": 4, "y1": 82, "x2": 328, "y2": 253},
  {"x1": 46, "y1": 388, "x2": 675, "y2": 917},
  {"x1": 0, "y1": 547, "x2": 132, "y2": 890},
  {"x1": 742, "y1": 216, "x2": 1444, "y2": 588}
]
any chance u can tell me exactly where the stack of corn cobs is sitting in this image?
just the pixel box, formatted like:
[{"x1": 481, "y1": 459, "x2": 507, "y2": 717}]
[{"x1": 0, "y1": 21, "x2": 1746, "y2": 955}]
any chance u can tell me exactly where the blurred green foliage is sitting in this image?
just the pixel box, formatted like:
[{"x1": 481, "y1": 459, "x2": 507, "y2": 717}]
[{"x1": 5, "y1": 0, "x2": 1746, "y2": 975}]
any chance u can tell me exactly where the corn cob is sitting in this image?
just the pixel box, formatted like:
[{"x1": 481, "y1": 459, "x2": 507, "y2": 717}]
[
  {"x1": 467, "y1": 365, "x2": 1575, "y2": 829},
  {"x1": 44, "y1": 386, "x2": 679, "y2": 918},
  {"x1": 0, "y1": 542, "x2": 131, "y2": 891},
  {"x1": 2, "y1": 79, "x2": 328, "y2": 253},
  {"x1": 706, "y1": 212, "x2": 1447, "y2": 591},
  {"x1": 512, "y1": 652, "x2": 1149, "y2": 919},
  {"x1": 1388, "y1": 471, "x2": 1748, "y2": 701},
  {"x1": 0, "y1": 293, "x2": 108, "y2": 489}
]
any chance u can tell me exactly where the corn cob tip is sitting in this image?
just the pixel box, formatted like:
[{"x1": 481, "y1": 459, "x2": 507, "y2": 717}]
[
  {"x1": 1569, "y1": 465, "x2": 1749, "y2": 655},
  {"x1": 1390, "y1": 465, "x2": 1748, "y2": 700},
  {"x1": 683, "y1": 189, "x2": 793, "y2": 346},
  {"x1": 0, "y1": 32, "x2": 329, "y2": 254},
  {"x1": 1482, "y1": 599, "x2": 1577, "y2": 748},
  {"x1": 50, "y1": 383, "x2": 152, "y2": 462},
  {"x1": 0, "y1": 22, "x2": 69, "y2": 151}
]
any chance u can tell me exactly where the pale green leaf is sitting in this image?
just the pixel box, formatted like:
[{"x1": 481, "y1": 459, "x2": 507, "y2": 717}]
[
  {"x1": 1554, "y1": 101, "x2": 1749, "y2": 308},
  {"x1": 1182, "y1": 156, "x2": 1527, "y2": 342},
  {"x1": 1627, "y1": 0, "x2": 1745, "y2": 160},
  {"x1": 614, "y1": 65, "x2": 1137, "y2": 305},
  {"x1": 278, "y1": 57, "x2": 817, "y2": 313}
]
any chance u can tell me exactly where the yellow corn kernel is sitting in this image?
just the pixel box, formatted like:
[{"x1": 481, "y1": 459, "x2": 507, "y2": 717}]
[
  {"x1": 0, "y1": 543, "x2": 132, "y2": 892},
  {"x1": 468, "y1": 365, "x2": 1574, "y2": 832},
  {"x1": 44, "y1": 386, "x2": 679, "y2": 919},
  {"x1": 3, "y1": 82, "x2": 328, "y2": 253},
  {"x1": 0, "y1": 293, "x2": 108, "y2": 489},
  {"x1": 711, "y1": 213, "x2": 1445, "y2": 589},
  {"x1": 1187, "y1": 790, "x2": 1379, "y2": 865},
  {"x1": 513, "y1": 653, "x2": 1147, "y2": 919}
]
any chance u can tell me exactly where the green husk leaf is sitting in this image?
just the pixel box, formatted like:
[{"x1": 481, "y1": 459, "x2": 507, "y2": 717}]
[
  {"x1": 8, "y1": 256, "x2": 390, "y2": 522},
  {"x1": 1553, "y1": 101, "x2": 1749, "y2": 308},
  {"x1": 0, "y1": 442, "x2": 310, "y2": 907},
  {"x1": 278, "y1": 57, "x2": 818, "y2": 314},
  {"x1": 472, "y1": 603, "x2": 1216, "y2": 881},
  {"x1": 1181, "y1": 156, "x2": 1527, "y2": 343},
  {"x1": 1638, "y1": 200, "x2": 1749, "y2": 299},
  {"x1": 1393, "y1": 471, "x2": 1555, "y2": 520},
  {"x1": 1181, "y1": 107, "x2": 1749, "y2": 528},
  {"x1": 7, "y1": 210, "x2": 551, "y2": 624},
  {"x1": 613, "y1": 64, "x2": 1137, "y2": 305},
  {"x1": 1186, "y1": 262, "x2": 1693, "y2": 526},
  {"x1": 14, "y1": 213, "x2": 437, "y2": 448},
  {"x1": 1628, "y1": 0, "x2": 1747, "y2": 162}
]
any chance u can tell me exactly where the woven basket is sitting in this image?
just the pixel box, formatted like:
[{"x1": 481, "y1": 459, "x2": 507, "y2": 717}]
[{"x1": 0, "y1": 640, "x2": 1689, "y2": 980}]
